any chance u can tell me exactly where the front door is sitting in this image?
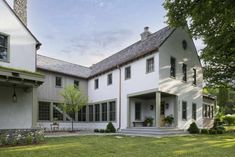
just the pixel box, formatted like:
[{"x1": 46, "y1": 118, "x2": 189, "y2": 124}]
[{"x1": 160, "y1": 101, "x2": 165, "y2": 127}]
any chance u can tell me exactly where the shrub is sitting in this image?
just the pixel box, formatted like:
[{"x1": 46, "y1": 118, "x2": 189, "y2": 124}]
[
  {"x1": 187, "y1": 122, "x2": 200, "y2": 134},
  {"x1": 144, "y1": 117, "x2": 154, "y2": 126},
  {"x1": 223, "y1": 115, "x2": 235, "y2": 126},
  {"x1": 94, "y1": 129, "x2": 100, "y2": 133},
  {"x1": 106, "y1": 122, "x2": 116, "y2": 133},
  {"x1": 99, "y1": 129, "x2": 105, "y2": 133},
  {"x1": 217, "y1": 130, "x2": 224, "y2": 134},
  {"x1": 200, "y1": 129, "x2": 209, "y2": 134},
  {"x1": 215, "y1": 125, "x2": 225, "y2": 131},
  {"x1": 209, "y1": 129, "x2": 217, "y2": 134}
]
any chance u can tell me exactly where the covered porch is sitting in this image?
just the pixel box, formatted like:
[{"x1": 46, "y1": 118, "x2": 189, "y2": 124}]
[{"x1": 128, "y1": 91, "x2": 178, "y2": 128}]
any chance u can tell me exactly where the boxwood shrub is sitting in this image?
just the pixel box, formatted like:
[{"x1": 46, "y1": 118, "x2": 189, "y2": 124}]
[{"x1": 200, "y1": 129, "x2": 209, "y2": 134}]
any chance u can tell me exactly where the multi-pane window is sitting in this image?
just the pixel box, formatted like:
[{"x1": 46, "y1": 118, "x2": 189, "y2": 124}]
[
  {"x1": 78, "y1": 106, "x2": 86, "y2": 122},
  {"x1": 182, "y1": 101, "x2": 187, "y2": 120},
  {"x1": 74, "y1": 80, "x2": 79, "y2": 88},
  {"x1": 55, "y1": 77, "x2": 62, "y2": 87},
  {"x1": 88, "y1": 105, "x2": 94, "y2": 122},
  {"x1": 95, "y1": 104, "x2": 100, "y2": 121},
  {"x1": 107, "y1": 73, "x2": 112, "y2": 85},
  {"x1": 170, "y1": 57, "x2": 176, "y2": 77},
  {"x1": 125, "y1": 66, "x2": 131, "y2": 80},
  {"x1": 109, "y1": 101, "x2": 116, "y2": 121},
  {"x1": 211, "y1": 106, "x2": 214, "y2": 118},
  {"x1": 192, "y1": 103, "x2": 197, "y2": 120},
  {"x1": 208, "y1": 105, "x2": 211, "y2": 118},
  {"x1": 53, "y1": 103, "x2": 64, "y2": 121},
  {"x1": 182, "y1": 63, "x2": 187, "y2": 82},
  {"x1": 204, "y1": 104, "x2": 208, "y2": 118},
  {"x1": 102, "y1": 103, "x2": 108, "y2": 121},
  {"x1": 135, "y1": 103, "x2": 141, "y2": 120},
  {"x1": 94, "y1": 79, "x2": 99, "y2": 89},
  {"x1": 38, "y1": 102, "x2": 50, "y2": 121},
  {"x1": 193, "y1": 68, "x2": 197, "y2": 85},
  {"x1": 146, "y1": 58, "x2": 154, "y2": 73},
  {"x1": 0, "y1": 34, "x2": 8, "y2": 61}
]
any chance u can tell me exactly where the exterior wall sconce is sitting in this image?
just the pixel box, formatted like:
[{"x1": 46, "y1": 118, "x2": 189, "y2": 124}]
[
  {"x1": 182, "y1": 40, "x2": 187, "y2": 50},
  {"x1": 12, "y1": 85, "x2": 17, "y2": 103}
]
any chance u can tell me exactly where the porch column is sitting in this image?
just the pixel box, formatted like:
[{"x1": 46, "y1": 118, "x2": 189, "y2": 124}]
[
  {"x1": 155, "y1": 91, "x2": 161, "y2": 127},
  {"x1": 128, "y1": 98, "x2": 131, "y2": 128},
  {"x1": 32, "y1": 87, "x2": 38, "y2": 128}
]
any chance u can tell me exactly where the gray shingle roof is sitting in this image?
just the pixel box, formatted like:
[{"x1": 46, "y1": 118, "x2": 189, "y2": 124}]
[
  {"x1": 89, "y1": 26, "x2": 175, "y2": 77},
  {"x1": 37, "y1": 55, "x2": 91, "y2": 78},
  {"x1": 36, "y1": 26, "x2": 175, "y2": 78}
]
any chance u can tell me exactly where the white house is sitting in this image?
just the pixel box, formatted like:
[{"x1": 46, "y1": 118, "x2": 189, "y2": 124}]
[{"x1": 0, "y1": 0, "x2": 215, "y2": 131}]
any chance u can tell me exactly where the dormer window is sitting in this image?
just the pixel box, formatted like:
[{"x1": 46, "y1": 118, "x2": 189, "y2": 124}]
[{"x1": 0, "y1": 34, "x2": 8, "y2": 62}]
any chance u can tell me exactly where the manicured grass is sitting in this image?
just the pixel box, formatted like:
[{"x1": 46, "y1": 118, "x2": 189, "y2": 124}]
[{"x1": 0, "y1": 134, "x2": 235, "y2": 157}]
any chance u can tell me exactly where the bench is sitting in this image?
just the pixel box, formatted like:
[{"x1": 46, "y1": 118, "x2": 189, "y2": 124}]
[
  {"x1": 50, "y1": 123, "x2": 59, "y2": 131},
  {"x1": 133, "y1": 121, "x2": 144, "y2": 127}
]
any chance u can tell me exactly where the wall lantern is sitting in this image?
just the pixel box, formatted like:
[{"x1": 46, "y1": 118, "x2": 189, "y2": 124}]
[
  {"x1": 182, "y1": 40, "x2": 187, "y2": 50},
  {"x1": 12, "y1": 85, "x2": 17, "y2": 103}
]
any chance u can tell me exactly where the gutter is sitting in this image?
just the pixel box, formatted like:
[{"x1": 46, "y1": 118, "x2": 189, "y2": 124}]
[{"x1": 117, "y1": 65, "x2": 122, "y2": 131}]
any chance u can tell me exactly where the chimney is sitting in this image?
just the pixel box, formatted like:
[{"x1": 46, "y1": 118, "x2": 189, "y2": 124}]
[
  {"x1": 14, "y1": 0, "x2": 27, "y2": 26},
  {"x1": 140, "y1": 26, "x2": 151, "y2": 41}
]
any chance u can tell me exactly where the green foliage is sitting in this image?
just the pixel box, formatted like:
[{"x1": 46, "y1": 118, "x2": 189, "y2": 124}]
[
  {"x1": 106, "y1": 122, "x2": 116, "y2": 133},
  {"x1": 94, "y1": 129, "x2": 99, "y2": 133},
  {"x1": 187, "y1": 122, "x2": 200, "y2": 134},
  {"x1": 99, "y1": 129, "x2": 105, "y2": 133},
  {"x1": 163, "y1": 0, "x2": 235, "y2": 88},
  {"x1": 200, "y1": 129, "x2": 209, "y2": 134},
  {"x1": 209, "y1": 129, "x2": 217, "y2": 135},
  {"x1": 223, "y1": 115, "x2": 235, "y2": 125},
  {"x1": 163, "y1": 115, "x2": 174, "y2": 125},
  {"x1": 144, "y1": 117, "x2": 154, "y2": 126}
]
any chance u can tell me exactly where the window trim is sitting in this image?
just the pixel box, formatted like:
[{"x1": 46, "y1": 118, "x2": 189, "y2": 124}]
[
  {"x1": 55, "y1": 76, "x2": 63, "y2": 88},
  {"x1": 182, "y1": 63, "x2": 187, "y2": 82},
  {"x1": 170, "y1": 56, "x2": 176, "y2": 78},
  {"x1": 94, "y1": 78, "x2": 99, "y2": 89},
  {"x1": 146, "y1": 57, "x2": 155, "y2": 73},
  {"x1": 193, "y1": 68, "x2": 197, "y2": 85},
  {"x1": 0, "y1": 33, "x2": 10, "y2": 63},
  {"x1": 107, "y1": 73, "x2": 113, "y2": 85},
  {"x1": 125, "y1": 66, "x2": 131, "y2": 80},
  {"x1": 182, "y1": 101, "x2": 187, "y2": 120}
]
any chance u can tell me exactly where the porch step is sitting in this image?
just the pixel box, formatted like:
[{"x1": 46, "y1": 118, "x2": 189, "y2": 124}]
[{"x1": 120, "y1": 128, "x2": 187, "y2": 136}]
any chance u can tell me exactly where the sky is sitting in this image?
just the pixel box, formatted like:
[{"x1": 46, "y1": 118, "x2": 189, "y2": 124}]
[{"x1": 7, "y1": 0, "x2": 204, "y2": 67}]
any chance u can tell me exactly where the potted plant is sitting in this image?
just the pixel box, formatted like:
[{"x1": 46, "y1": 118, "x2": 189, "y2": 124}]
[
  {"x1": 144, "y1": 117, "x2": 153, "y2": 127},
  {"x1": 163, "y1": 115, "x2": 174, "y2": 127}
]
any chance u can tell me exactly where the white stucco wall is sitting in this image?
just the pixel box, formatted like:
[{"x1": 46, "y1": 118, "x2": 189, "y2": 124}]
[
  {"x1": 159, "y1": 28, "x2": 203, "y2": 129},
  {"x1": 0, "y1": 86, "x2": 33, "y2": 129},
  {"x1": 0, "y1": 0, "x2": 37, "y2": 72}
]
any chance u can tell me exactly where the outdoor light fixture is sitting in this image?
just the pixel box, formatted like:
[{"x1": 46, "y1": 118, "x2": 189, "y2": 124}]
[
  {"x1": 182, "y1": 40, "x2": 187, "y2": 50},
  {"x1": 12, "y1": 85, "x2": 17, "y2": 103}
]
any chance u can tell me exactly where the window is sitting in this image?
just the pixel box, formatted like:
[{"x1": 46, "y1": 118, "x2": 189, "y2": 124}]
[
  {"x1": 170, "y1": 57, "x2": 176, "y2": 77},
  {"x1": 135, "y1": 103, "x2": 141, "y2": 120},
  {"x1": 192, "y1": 103, "x2": 197, "y2": 120},
  {"x1": 182, "y1": 63, "x2": 187, "y2": 82},
  {"x1": 102, "y1": 103, "x2": 108, "y2": 121},
  {"x1": 88, "y1": 105, "x2": 94, "y2": 122},
  {"x1": 78, "y1": 106, "x2": 86, "y2": 122},
  {"x1": 38, "y1": 102, "x2": 50, "y2": 121},
  {"x1": 146, "y1": 58, "x2": 154, "y2": 73},
  {"x1": 95, "y1": 104, "x2": 100, "y2": 121},
  {"x1": 208, "y1": 105, "x2": 211, "y2": 118},
  {"x1": 109, "y1": 101, "x2": 116, "y2": 121},
  {"x1": 107, "y1": 73, "x2": 112, "y2": 85},
  {"x1": 211, "y1": 106, "x2": 214, "y2": 118},
  {"x1": 94, "y1": 79, "x2": 99, "y2": 89},
  {"x1": 204, "y1": 104, "x2": 208, "y2": 118},
  {"x1": 55, "y1": 77, "x2": 62, "y2": 87},
  {"x1": 182, "y1": 101, "x2": 187, "y2": 120},
  {"x1": 53, "y1": 103, "x2": 64, "y2": 121},
  {"x1": 193, "y1": 68, "x2": 197, "y2": 85},
  {"x1": 125, "y1": 66, "x2": 131, "y2": 80},
  {"x1": 67, "y1": 112, "x2": 75, "y2": 121},
  {"x1": 0, "y1": 34, "x2": 8, "y2": 61},
  {"x1": 74, "y1": 80, "x2": 79, "y2": 88}
]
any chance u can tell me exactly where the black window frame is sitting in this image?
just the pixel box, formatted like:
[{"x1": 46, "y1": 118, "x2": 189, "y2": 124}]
[
  {"x1": 146, "y1": 57, "x2": 154, "y2": 73},
  {"x1": 109, "y1": 101, "x2": 116, "y2": 121},
  {"x1": 78, "y1": 106, "x2": 86, "y2": 122},
  {"x1": 107, "y1": 73, "x2": 112, "y2": 85},
  {"x1": 101, "y1": 103, "x2": 108, "y2": 121},
  {"x1": 170, "y1": 57, "x2": 176, "y2": 78},
  {"x1": 182, "y1": 63, "x2": 187, "y2": 82},
  {"x1": 192, "y1": 103, "x2": 197, "y2": 120},
  {"x1": 182, "y1": 101, "x2": 187, "y2": 120},
  {"x1": 95, "y1": 104, "x2": 100, "y2": 122},
  {"x1": 88, "y1": 105, "x2": 94, "y2": 122},
  {"x1": 193, "y1": 68, "x2": 197, "y2": 85},
  {"x1": 74, "y1": 80, "x2": 79, "y2": 88},
  {"x1": 38, "y1": 102, "x2": 50, "y2": 121},
  {"x1": 0, "y1": 33, "x2": 9, "y2": 62},
  {"x1": 94, "y1": 78, "x2": 99, "y2": 89},
  {"x1": 53, "y1": 103, "x2": 64, "y2": 121},
  {"x1": 55, "y1": 76, "x2": 62, "y2": 87},
  {"x1": 135, "y1": 103, "x2": 141, "y2": 120},
  {"x1": 125, "y1": 66, "x2": 131, "y2": 80}
]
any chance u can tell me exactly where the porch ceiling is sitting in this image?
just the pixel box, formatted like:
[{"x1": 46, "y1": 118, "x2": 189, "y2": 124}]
[{"x1": 130, "y1": 92, "x2": 156, "y2": 100}]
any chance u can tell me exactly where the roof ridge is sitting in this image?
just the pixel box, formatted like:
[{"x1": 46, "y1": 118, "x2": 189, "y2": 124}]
[{"x1": 37, "y1": 54, "x2": 91, "y2": 69}]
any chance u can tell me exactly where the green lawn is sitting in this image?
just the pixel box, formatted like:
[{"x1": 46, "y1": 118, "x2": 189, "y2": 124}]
[{"x1": 0, "y1": 134, "x2": 235, "y2": 157}]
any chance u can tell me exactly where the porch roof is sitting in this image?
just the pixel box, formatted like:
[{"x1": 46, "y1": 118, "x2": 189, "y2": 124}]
[{"x1": 0, "y1": 66, "x2": 44, "y2": 87}]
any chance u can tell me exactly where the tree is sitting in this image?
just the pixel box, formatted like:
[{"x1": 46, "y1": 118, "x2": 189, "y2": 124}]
[
  {"x1": 163, "y1": 0, "x2": 235, "y2": 88},
  {"x1": 61, "y1": 85, "x2": 88, "y2": 132}
]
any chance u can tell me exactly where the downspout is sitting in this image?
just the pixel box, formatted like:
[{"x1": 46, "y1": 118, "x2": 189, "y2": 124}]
[{"x1": 117, "y1": 65, "x2": 122, "y2": 131}]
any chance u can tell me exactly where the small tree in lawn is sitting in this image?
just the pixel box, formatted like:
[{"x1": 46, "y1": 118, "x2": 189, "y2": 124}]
[{"x1": 61, "y1": 85, "x2": 88, "y2": 132}]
